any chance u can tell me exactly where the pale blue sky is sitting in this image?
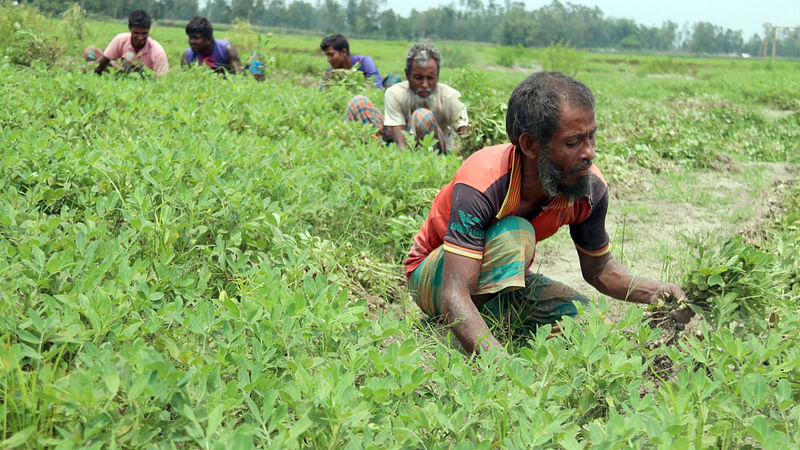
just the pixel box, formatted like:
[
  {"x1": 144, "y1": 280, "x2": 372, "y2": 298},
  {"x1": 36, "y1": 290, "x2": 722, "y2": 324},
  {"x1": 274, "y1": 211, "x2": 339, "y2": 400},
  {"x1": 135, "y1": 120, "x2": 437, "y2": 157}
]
[{"x1": 386, "y1": 0, "x2": 800, "y2": 39}]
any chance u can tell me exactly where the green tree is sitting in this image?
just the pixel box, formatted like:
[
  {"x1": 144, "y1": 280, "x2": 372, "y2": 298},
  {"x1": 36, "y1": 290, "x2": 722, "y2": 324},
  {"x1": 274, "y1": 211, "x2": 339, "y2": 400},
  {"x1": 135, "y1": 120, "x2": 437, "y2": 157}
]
[
  {"x1": 231, "y1": 0, "x2": 254, "y2": 21},
  {"x1": 346, "y1": 0, "x2": 357, "y2": 31},
  {"x1": 265, "y1": 0, "x2": 286, "y2": 26},
  {"x1": 251, "y1": 0, "x2": 267, "y2": 24},
  {"x1": 285, "y1": 0, "x2": 316, "y2": 29},
  {"x1": 379, "y1": 9, "x2": 399, "y2": 38},
  {"x1": 321, "y1": 0, "x2": 346, "y2": 32},
  {"x1": 169, "y1": 0, "x2": 200, "y2": 20},
  {"x1": 689, "y1": 21, "x2": 716, "y2": 53},
  {"x1": 205, "y1": 0, "x2": 232, "y2": 23}
]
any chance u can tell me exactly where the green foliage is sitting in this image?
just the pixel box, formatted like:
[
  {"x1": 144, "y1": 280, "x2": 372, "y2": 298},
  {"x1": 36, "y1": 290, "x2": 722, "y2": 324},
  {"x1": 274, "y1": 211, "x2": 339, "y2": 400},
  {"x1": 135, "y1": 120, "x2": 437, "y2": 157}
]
[
  {"x1": 60, "y1": 2, "x2": 85, "y2": 41},
  {"x1": 1, "y1": 16, "x2": 800, "y2": 448},
  {"x1": 438, "y1": 42, "x2": 478, "y2": 69},
  {"x1": 0, "y1": 1, "x2": 60, "y2": 66},
  {"x1": 449, "y1": 68, "x2": 507, "y2": 157},
  {"x1": 4, "y1": 22, "x2": 61, "y2": 66},
  {"x1": 681, "y1": 236, "x2": 783, "y2": 333},
  {"x1": 494, "y1": 45, "x2": 518, "y2": 68},
  {"x1": 541, "y1": 39, "x2": 584, "y2": 77},
  {"x1": 320, "y1": 65, "x2": 375, "y2": 92},
  {"x1": 636, "y1": 58, "x2": 696, "y2": 77},
  {"x1": 227, "y1": 18, "x2": 256, "y2": 55}
]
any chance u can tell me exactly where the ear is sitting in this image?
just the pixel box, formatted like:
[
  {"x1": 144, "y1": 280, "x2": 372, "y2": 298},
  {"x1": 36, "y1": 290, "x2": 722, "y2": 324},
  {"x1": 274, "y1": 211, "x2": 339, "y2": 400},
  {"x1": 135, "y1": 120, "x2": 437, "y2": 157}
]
[{"x1": 518, "y1": 132, "x2": 540, "y2": 160}]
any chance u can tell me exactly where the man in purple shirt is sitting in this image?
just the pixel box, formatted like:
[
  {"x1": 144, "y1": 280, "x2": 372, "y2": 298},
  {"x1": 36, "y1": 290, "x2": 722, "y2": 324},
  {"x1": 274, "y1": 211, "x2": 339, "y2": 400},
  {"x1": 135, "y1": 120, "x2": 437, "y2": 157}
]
[
  {"x1": 181, "y1": 17, "x2": 242, "y2": 75},
  {"x1": 320, "y1": 34, "x2": 385, "y2": 89}
]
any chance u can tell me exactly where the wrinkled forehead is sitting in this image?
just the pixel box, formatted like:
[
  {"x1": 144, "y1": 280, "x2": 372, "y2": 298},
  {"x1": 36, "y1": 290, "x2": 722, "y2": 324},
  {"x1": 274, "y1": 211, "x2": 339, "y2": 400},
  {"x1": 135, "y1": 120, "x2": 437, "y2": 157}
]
[
  {"x1": 410, "y1": 58, "x2": 437, "y2": 73},
  {"x1": 557, "y1": 103, "x2": 596, "y2": 132}
]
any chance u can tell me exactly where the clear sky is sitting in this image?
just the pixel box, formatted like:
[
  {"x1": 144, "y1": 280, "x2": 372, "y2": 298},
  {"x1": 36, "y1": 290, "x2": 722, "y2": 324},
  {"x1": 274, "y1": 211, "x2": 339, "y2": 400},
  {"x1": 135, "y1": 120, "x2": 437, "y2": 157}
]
[{"x1": 386, "y1": 0, "x2": 800, "y2": 39}]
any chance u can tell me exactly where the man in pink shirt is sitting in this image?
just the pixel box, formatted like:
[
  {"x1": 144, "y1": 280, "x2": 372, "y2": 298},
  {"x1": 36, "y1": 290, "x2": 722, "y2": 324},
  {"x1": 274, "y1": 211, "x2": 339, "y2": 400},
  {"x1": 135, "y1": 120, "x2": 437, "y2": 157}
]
[{"x1": 84, "y1": 10, "x2": 169, "y2": 78}]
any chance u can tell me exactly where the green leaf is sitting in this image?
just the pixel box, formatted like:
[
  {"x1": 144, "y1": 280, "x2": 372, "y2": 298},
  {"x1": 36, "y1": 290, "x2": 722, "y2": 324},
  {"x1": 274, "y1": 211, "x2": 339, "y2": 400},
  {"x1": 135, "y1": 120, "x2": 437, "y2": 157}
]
[
  {"x1": 0, "y1": 426, "x2": 35, "y2": 448},
  {"x1": 206, "y1": 404, "x2": 223, "y2": 441},
  {"x1": 45, "y1": 254, "x2": 61, "y2": 275},
  {"x1": 118, "y1": 260, "x2": 132, "y2": 286},
  {"x1": 44, "y1": 187, "x2": 66, "y2": 202},
  {"x1": 229, "y1": 425, "x2": 255, "y2": 450},
  {"x1": 286, "y1": 414, "x2": 312, "y2": 441},
  {"x1": 707, "y1": 273, "x2": 725, "y2": 287},
  {"x1": 774, "y1": 378, "x2": 792, "y2": 408},
  {"x1": 740, "y1": 373, "x2": 769, "y2": 410},
  {"x1": 104, "y1": 362, "x2": 120, "y2": 394}
]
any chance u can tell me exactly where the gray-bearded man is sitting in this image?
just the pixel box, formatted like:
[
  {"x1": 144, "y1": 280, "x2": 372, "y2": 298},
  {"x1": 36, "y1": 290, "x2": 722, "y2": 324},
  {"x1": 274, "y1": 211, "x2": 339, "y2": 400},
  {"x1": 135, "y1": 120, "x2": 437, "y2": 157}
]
[
  {"x1": 345, "y1": 43, "x2": 469, "y2": 154},
  {"x1": 405, "y1": 71, "x2": 692, "y2": 354}
]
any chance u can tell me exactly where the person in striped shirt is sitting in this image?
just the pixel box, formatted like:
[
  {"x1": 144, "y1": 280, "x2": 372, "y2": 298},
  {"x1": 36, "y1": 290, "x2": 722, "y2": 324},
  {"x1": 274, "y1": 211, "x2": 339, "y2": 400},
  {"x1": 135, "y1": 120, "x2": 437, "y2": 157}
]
[{"x1": 406, "y1": 71, "x2": 692, "y2": 354}]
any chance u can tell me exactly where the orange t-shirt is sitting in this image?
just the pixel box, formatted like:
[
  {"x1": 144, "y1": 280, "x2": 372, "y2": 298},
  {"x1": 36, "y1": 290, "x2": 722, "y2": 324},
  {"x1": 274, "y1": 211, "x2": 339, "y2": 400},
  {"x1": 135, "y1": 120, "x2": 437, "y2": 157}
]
[{"x1": 404, "y1": 143, "x2": 611, "y2": 277}]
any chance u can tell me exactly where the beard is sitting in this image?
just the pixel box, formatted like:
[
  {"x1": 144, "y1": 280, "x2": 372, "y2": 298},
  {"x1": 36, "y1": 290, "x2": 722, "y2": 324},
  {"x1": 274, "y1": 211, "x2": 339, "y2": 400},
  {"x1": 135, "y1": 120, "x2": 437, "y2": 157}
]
[
  {"x1": 410, "y1": 85, "x2": 437, "y2": 110},
  {"x1": 538, "y1": 144, "x2": 593, "y2": 199}
]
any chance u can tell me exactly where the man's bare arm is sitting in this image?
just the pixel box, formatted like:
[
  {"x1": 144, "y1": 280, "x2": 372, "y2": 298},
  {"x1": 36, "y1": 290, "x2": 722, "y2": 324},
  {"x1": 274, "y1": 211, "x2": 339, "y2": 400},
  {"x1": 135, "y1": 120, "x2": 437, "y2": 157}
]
[
  {"x1": 181, "y1": 52, "x2": 189, "y2": 68},
  {"x1": 390, "y1": 125, "x2": 408, "y2": 150},
  {"x1": 94, "y1": 55, "x2": 112, "y2": 75},
  {"x1": 226, "y1": 44, "x2": 243, "y2": 74},
  {"x1": 440, "y1": 251, "x2": 502, "y2": 354},
  {"x1": 578, "y1": 251, "x2": 685, "y2": 304}
]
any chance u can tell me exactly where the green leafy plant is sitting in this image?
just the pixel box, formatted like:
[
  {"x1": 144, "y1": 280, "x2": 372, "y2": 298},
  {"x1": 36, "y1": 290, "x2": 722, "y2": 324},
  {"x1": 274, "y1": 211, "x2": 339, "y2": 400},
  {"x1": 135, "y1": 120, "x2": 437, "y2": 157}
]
[
  {"x1": 438, "y1": 42, "x2": 478, "y2": 68},
  {"x1": 681, "y1": 235, "x2": 783, "y2": 333},
  {"x1": 1, "y1": 15, "x2": 800, "y2": 449},
  {"x1": 5, "y1": 22, "x2": 61, "y2": 66},
  {"x1": 541, "y1": 39, "x2": 584, "y2": 76},
  {"x1": 61, "y1": 2, "x2": 86, "y2": 41},
  {"x1": 449, "y1": 68, "x2": 507, "y2": 156},
  {"x1": 636, "y1": 58, "x2": 696, "y2": 77},
  {"x1": 494, "y1": 45, "x2": 517, "y2": 67}
]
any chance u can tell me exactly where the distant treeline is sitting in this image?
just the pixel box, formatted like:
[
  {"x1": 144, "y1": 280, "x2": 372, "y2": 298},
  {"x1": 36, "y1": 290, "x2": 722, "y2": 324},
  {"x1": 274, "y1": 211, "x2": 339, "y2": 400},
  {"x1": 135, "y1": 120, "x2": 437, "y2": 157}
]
[{"x1": 22, "y1": 0, "x2": 800, "y2": 56}]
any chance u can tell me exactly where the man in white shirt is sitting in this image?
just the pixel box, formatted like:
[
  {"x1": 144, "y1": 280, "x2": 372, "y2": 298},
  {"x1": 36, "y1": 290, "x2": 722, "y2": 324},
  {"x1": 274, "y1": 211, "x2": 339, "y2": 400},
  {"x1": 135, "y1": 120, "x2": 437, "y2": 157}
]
[{"x1": 345, "y1": 44, "x2": 469, "y2": 154}]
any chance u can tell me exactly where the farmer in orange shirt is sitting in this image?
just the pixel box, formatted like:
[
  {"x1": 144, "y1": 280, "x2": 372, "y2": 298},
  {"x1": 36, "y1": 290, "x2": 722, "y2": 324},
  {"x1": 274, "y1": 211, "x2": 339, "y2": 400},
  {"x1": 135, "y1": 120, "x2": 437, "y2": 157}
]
[{"x1": 405, "y1": 71, "x2": 692, "y2": 354}]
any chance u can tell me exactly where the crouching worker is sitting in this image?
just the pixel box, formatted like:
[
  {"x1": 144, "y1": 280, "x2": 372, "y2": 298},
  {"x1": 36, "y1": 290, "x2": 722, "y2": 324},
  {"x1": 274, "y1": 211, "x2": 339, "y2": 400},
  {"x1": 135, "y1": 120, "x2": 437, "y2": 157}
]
[
  {"x1": 405, "y1": 71, "x2": 692, "y2": 354},
  {"x1": 84, "y1": 10, "x2": 169, "y2": 78},
  {"x1": 320, "y1": 34, "x2": 400, "y2": 89},
  {"x1": 181, "y1": 17, "x2": 243, "y2": 75},
  {"x1": 345, "y1": 43, "x2": 468, "y2": 155}
]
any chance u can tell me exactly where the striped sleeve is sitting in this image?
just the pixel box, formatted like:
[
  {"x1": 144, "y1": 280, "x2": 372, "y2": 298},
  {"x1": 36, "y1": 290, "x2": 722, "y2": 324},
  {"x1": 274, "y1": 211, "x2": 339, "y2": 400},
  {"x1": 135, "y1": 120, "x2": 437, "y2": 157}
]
[
  {"x1": 442, "y1": 184, "x2": 496, "y2": 260},
  {"x1": 570, "y1": 175, "x2": 611, "y2": 256}
]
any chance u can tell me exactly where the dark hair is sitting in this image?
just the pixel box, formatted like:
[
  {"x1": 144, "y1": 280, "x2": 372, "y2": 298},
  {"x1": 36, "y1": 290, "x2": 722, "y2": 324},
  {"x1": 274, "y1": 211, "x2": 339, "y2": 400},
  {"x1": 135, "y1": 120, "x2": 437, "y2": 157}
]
[
  {"x1": 506, "y1": 71, "x2": 595, "y2": 146},
  {"x1": 128, "y1": 10, "x2": 151, "y2": 29},
  {"x1": 405, "y1": 43, "x2": 441, "y2": 76},
  {"x1": 186, "y1": 16, "x2": 213, "y2": 40},
  {"x1": 320, "y1": 34, "x2": 349, "y2": 53}
]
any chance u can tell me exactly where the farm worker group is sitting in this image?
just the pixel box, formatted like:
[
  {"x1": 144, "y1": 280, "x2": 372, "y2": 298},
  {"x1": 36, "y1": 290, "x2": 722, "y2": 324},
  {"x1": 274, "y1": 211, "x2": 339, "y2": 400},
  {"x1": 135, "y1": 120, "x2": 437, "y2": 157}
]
[
  {"x1": 83, "y1": 10, "x2": 693, "y2": 353},
  {"x1": 405, "y1": 71, "x2": 694, "y2": 354},
  {"x1": 85, "y1": 11, "x2": 243, "y2": 77}
]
